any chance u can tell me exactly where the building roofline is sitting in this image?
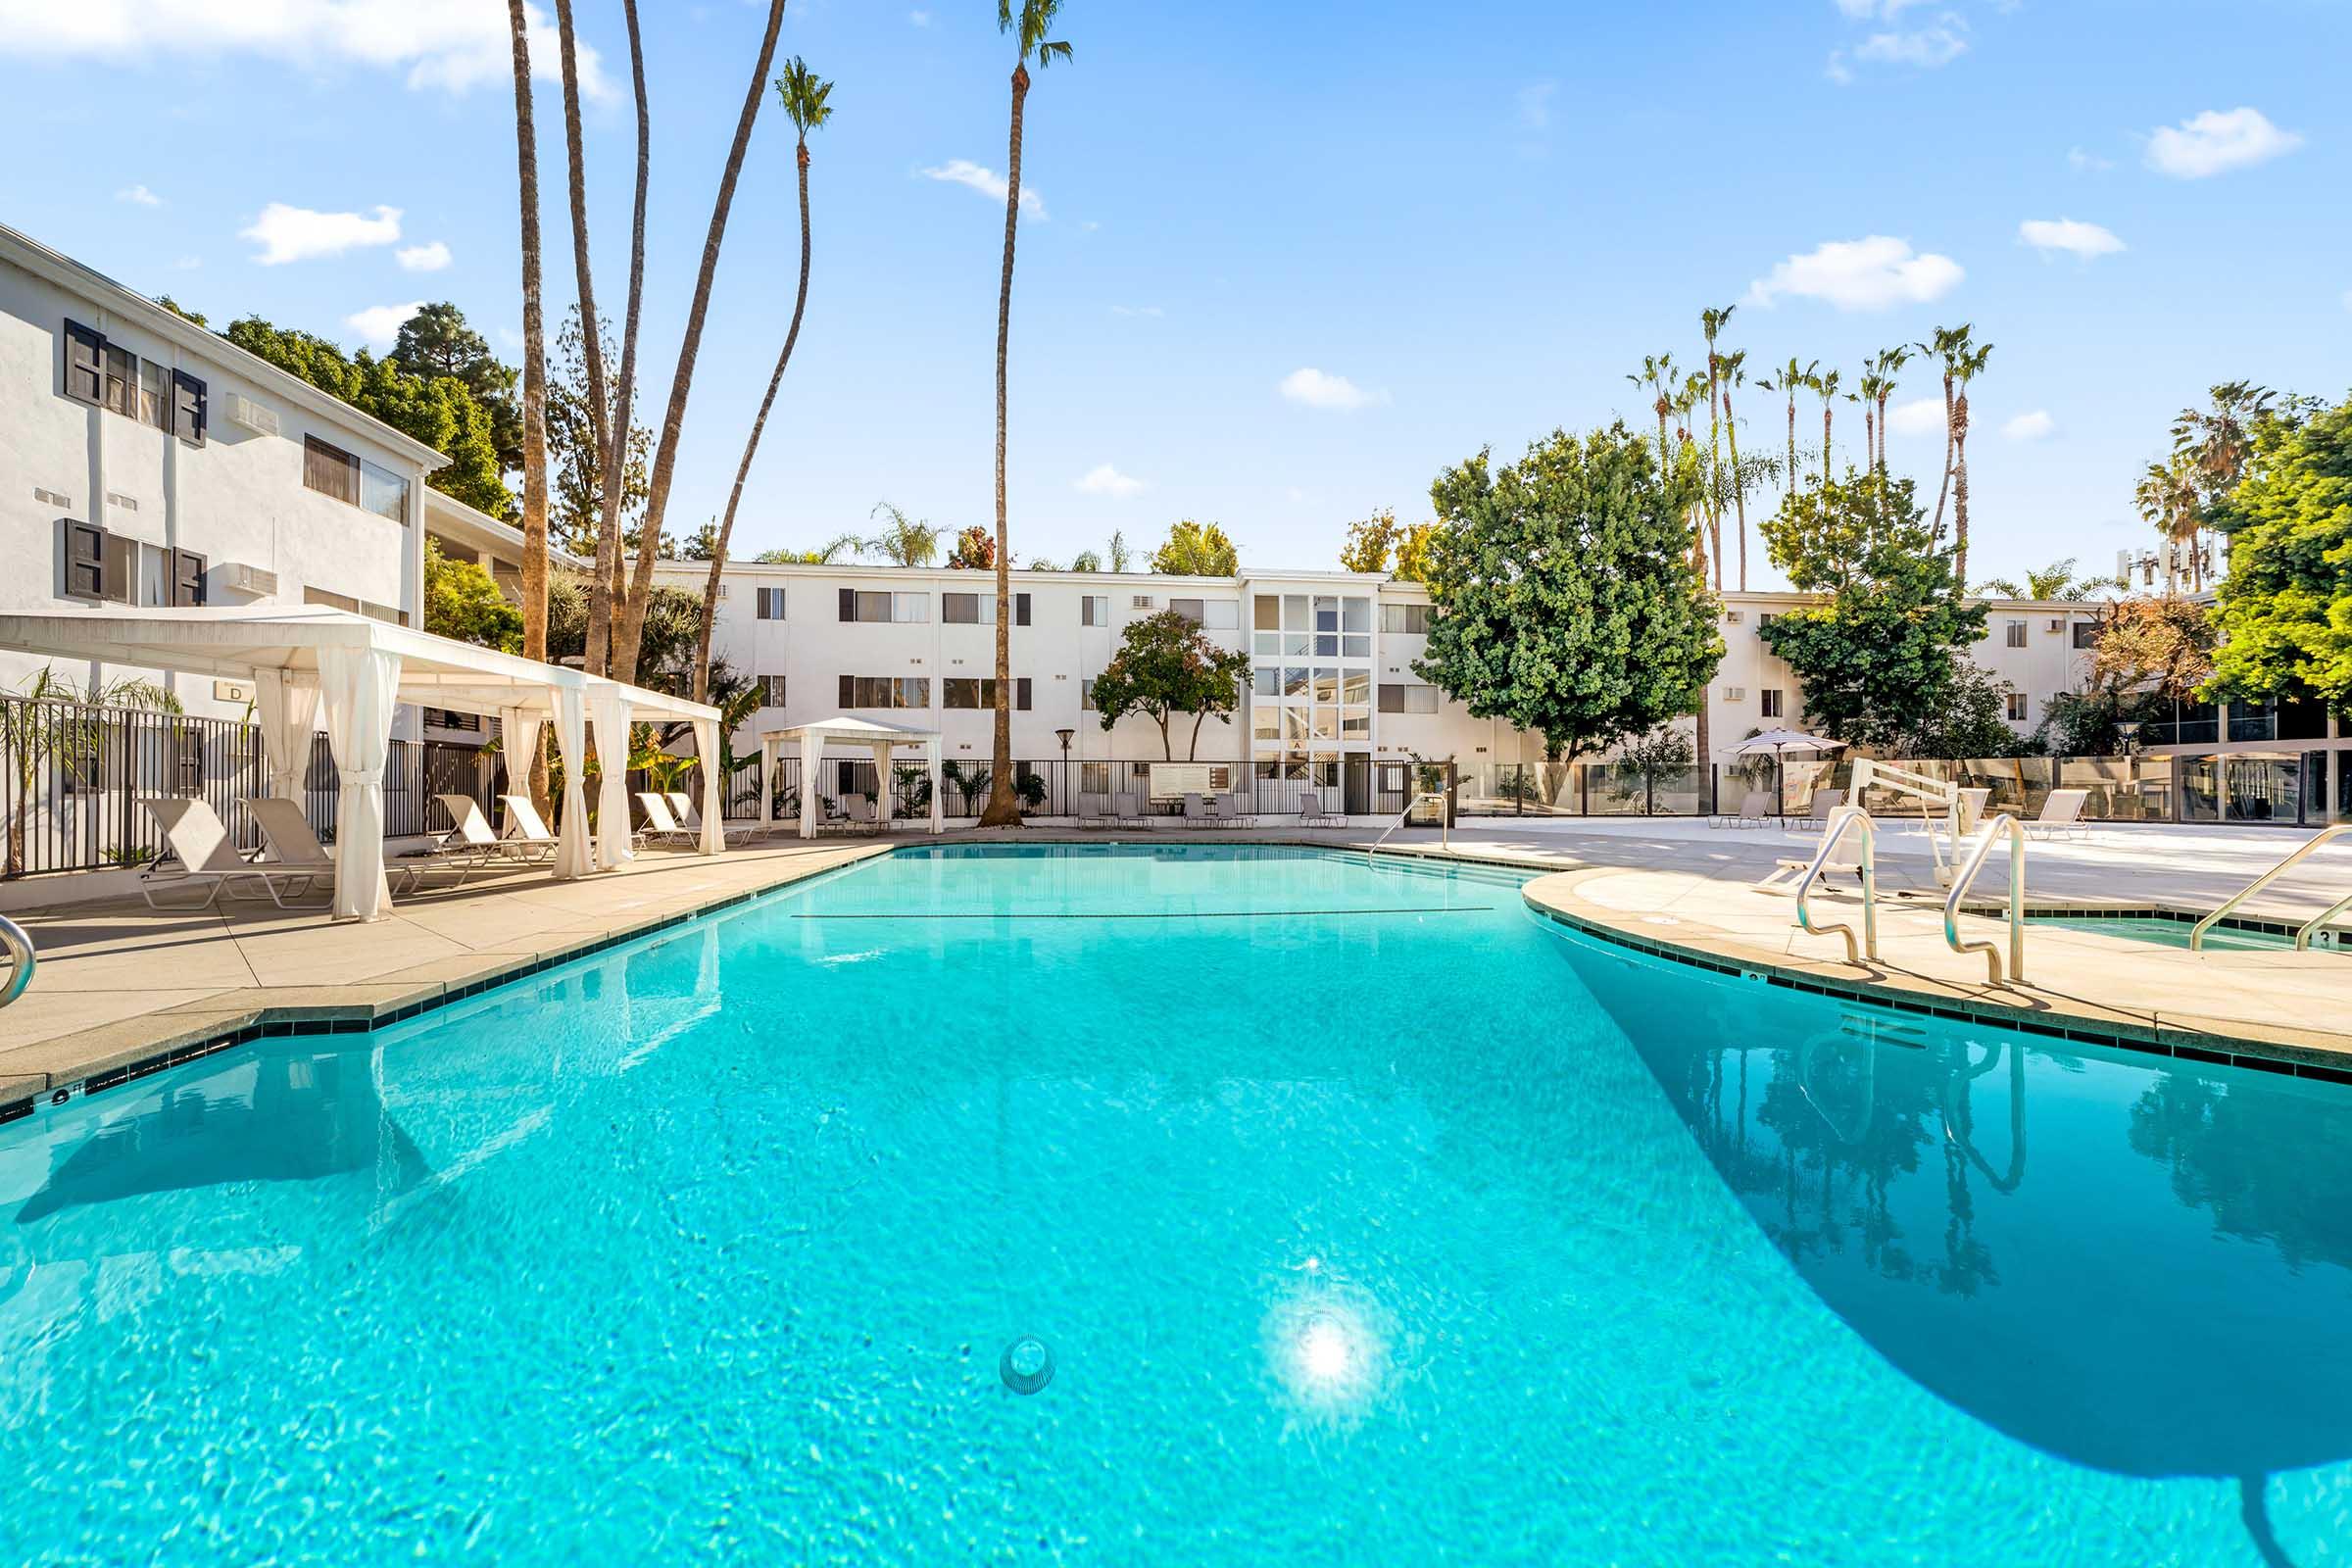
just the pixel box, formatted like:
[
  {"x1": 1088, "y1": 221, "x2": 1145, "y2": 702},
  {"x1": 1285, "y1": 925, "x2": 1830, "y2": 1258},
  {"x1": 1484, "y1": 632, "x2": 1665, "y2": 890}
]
[
  {"x1": 423, "y1": 488, "x2": 589, "y2": 570},
  {"x1": 1, "y1": 220, "x2": 451, "y2": 471},
  {"x1": 639, "y1": 559, "x2": 1400, "y2": 589}
]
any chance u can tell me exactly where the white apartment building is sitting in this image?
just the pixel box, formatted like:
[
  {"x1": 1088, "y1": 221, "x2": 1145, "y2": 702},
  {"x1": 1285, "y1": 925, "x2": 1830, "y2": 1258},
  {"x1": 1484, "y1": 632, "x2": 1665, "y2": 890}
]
[
  {"x1": 1, "y1": 222, "x2": 442, "y2": 723},
  {"x1": 660, "y1": 558, "x2": 2115, "y2": 812}
]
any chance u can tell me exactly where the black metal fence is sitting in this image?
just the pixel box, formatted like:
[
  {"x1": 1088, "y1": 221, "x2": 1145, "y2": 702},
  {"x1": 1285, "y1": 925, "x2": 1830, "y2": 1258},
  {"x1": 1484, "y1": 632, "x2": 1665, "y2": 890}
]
[
  {"x1": 1, "y1": 696, "x2": 499, "y2": 879},
  {"x1": 1451, "y1": 756, "x2": 2184, "y2": 823},
  {"x1": 719, "y1": 756, "x2": 1438, "y2": 824}
]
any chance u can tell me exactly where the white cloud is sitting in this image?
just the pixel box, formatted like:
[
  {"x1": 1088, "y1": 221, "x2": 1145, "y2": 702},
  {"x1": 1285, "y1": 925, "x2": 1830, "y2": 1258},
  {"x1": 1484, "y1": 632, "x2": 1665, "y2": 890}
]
[
  {"x1": 2067, "y1": 146, "x2": 2114, "y2": 173},
  {"x1": 171, "y1": 255, "x2": 201, "y2": 270},
  {"x1": 1746, "y1": 235, "x2": 1963, "y2": 312},
  {"x1": 1887, "y1": 397, "x2": 1946, "y2": 437},
  {"x1": 1517, "y1": 81, "x2": 1556, "y2": 131},
  {"x1": 241, "y1": 202, "x2": 402, "y2": 266},
  {"x1": 116, "y1": 183, "x2": 162, "y2": 207},
  {"x1": 2019, "y1": 218, "x2": 2125, "y2": 261},
  {"x1": 396, "y1": 241, "x2": 453, "y2": 272},
  {"x1": 0, "y1": 1, "x2": 611, "y2": 100},
  {"x1": 2145, "y1": 107, "x2": 2301, "y2": 179},
  {"x1": 1075, "y1": 464, "x2": 1144, "y2": 499},
  {"x1": 1109, "y1": 304, "x2": 1163, "y2": 318},
  {"x1": 2003, "y1": 411, "x2": 2055, "y2": 442},
  {"x1": 1835, "y1": 0, "x2": 1935, "y2": 16},
  {"x1": 1279, "y1": 368, "x2": 1385, "y2": 412},
  {"x1": 919, "y1": 160, "x2": 1045, "y2": 220},
  {"x1": 1854, "y1": 24, "x2": 1967, "y2": 69},
  {"x1": 908, "y1": 9, "x2": 931, "y2": 24},
  {"x1": 345, "y1": 301, "x2": 425, "y2": 347},
  {"x1": 1824, "y1": 51, "x2": 1854, "y2": 86}
]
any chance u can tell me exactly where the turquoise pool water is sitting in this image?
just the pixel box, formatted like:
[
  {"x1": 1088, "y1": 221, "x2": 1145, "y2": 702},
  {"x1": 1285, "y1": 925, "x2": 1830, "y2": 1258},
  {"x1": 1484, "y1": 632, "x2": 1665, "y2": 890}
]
[
  {"x1": 3, "y1": 844, "x2": 2349, "y2": 1564},
  {"x1": 2033, "y1": 913, "x2": 2342, "y2": 953}
]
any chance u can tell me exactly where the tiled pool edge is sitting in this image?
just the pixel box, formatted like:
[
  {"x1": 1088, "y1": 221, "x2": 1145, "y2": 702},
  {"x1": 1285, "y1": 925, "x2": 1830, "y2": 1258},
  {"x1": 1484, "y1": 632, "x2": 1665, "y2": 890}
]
[
  {"x1": 0, "y1": 843, "x2": 896, "y2": 1127},
  {"x1": 1515, "y1": 872, "x2": 2352, "y2": 1086}
]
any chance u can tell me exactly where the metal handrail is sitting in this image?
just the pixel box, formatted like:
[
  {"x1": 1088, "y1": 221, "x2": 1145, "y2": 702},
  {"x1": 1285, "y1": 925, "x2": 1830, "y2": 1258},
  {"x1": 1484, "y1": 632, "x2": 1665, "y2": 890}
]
[
  {"x1": 1373, "y1": 792, "x2": 1449, "y2": 851},
  {"x1": 0, "y1": 913, "x2": 34, "y2": 1009},
  {"x1": 1944, "y1": 813, "x2": 2027, "y2": 984},
  {"x1": 1793, "y1": 805, "x2": 1877, "y2": 963},
  {"x1": 2190, "y1": 823, "x2": 2352, "y2": 952}
]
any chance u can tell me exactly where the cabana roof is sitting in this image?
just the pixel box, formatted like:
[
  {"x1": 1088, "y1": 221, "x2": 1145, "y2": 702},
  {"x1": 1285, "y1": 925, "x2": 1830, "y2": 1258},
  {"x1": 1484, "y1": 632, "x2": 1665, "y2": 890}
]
[
  {"x1": 761, "y1": 715, "x2": 941, "y2": 749},
  {"x1": 0, "y1": 604, "x2": 715, "y2": 722}
]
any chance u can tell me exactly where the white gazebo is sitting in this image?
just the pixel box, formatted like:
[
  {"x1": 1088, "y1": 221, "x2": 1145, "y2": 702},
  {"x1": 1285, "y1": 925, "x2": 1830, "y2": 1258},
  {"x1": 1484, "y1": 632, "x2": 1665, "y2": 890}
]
[
  {"x1": 0, "y1": 604, "x2": 723, "y2": 921},
  {"x1": 759, "y1": 717, "x2": 943, "y2": 839}
]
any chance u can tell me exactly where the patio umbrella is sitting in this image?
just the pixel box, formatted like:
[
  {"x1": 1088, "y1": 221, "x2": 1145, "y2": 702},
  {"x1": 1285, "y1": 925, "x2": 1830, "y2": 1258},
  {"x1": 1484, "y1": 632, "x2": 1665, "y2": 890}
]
[{"x1": 1731, "y1": 729, "x2": 1847, "y2": 816}]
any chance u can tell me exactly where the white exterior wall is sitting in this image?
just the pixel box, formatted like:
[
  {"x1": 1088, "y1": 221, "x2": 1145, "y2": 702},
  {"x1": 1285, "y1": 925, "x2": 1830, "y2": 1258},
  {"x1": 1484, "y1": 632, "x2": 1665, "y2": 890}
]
[{"x1": 1, "y1": 227, "x2": 437, "y2": 723}]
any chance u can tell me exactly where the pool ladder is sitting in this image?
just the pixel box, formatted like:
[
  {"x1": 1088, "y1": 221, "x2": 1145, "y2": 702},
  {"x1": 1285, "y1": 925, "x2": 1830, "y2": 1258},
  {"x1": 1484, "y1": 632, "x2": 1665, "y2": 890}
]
[
  {"x1": 1943, "y1": 814, "x2": 2027, "y2": 985},
  {"x1": 2191, "y1": 822, "x2": 2352, "y2": 952},
  {"x1": 0, "y1": 913, "x2": 33, "y2": 1009},
  {"x1": 1372, "y1": 792, "x2": 1450, "y2": 852},
  {"x1": 1793, "y1": 807, "x2": 2031, "y2": 984},
  {"x1": 1792, "y1": 806, "x2": 1878, "y2": 962}
]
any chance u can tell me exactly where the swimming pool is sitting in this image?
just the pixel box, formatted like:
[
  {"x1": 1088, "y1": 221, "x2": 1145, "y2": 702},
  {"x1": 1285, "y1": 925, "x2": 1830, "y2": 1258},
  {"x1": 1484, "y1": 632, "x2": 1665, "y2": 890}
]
[
  {"x1": 3, "y1": 844, "x2": 2347, "y2": 1563},
  {"x1": 2031, "y1": 911, "x2": 2344, "y2": 953}
]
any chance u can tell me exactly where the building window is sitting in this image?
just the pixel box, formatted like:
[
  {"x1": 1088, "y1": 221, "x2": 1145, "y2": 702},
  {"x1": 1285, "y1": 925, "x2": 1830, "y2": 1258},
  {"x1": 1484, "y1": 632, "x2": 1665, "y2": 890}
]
[
  {"x1": 2005, "y1": 692, "x2": 2029, "y2": 722},
  {"x1": 943, "y1": 591, "x2": 994, "y2": 624},
  {"x1": 1255, "y1": 595, "x2": 1280, "y2": 631},
  {"x1": 61, "y1": 519, "x2": 137, "y2": 604},
  {"x1": 1761, "y1": 689, "x2": 1785, "y2": 718},
  {"x1": 170, "y1": 549, "x2": 207, "y2": 608},
  {"x1": 2072, "y1": 620, "x2": 2097, "y2": 650},
  {"x1": 171, "y1": 368, "x2": 207, "y2": 445},
  {"x1": 756, "y1": 587, "x2": 786, "y2": 620},
  {"x1": 360, "y1": 460, "x2": 409, "y2": 523},
  {"x1": 759, "y1": 674, "x2": 787, "y2": 707},
  {"x1": 942, "y1": 678, "x2": 1033, "y2": 710},
  {"x1": 138, "y1": 361, "x2": 172, "y2": 429},
  {"x1": 1376, "y1": 682, "x2": 1438, "y2": 714},
  {"x1": 1379, "y1": 603, "x2": 1431, "y2": 635},
  {"x1": 837, "y1": 675, "x2": 929, "y2": 710},
  {"x1": 1170, "y1": 598, "x2": 1204, "y2": 625},
  {"x1": 839, "y1": 589, "x2": 929, "y2": 623},
  {"x1": 306, "y1": 436, "x2": 361, "y2": 506},
  {"x1": 1080, "y1": 679, "x2": 1096, "y2": 711},
  {"x1": 103, "y1": 343, "x2": 135, "y2": 416},
  {"x1": 1082, "y1": 594, "x2": 1110, "y2": 626},
  {"x1": 2004, "y1": 620, "x2": 2028, "y2": 649},
  {"x1": 63, "y1": 320, "x2": 106, "y2": 406}
]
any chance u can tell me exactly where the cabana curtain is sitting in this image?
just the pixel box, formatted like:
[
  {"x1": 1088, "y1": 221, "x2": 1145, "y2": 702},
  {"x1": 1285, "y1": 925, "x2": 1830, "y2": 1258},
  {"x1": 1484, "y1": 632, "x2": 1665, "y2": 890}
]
[{"x1": 317, "y1": 645, "x2": 403, "y2": 921}]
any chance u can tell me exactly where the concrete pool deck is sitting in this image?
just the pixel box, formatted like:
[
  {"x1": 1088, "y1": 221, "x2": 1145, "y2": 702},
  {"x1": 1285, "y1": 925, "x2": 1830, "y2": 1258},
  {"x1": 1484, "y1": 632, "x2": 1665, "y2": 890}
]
[{"x1": 2, "y1": 816, "x2": 2348, "y2": 1111}]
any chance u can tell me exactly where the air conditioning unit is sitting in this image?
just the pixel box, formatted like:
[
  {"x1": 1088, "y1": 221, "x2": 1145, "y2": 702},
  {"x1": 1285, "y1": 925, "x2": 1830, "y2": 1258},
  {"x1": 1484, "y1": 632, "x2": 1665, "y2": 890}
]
[
  {"x1": 1131, "y1": 594, "x2": 1153, "y2": 609},
  {"x1": 219, "y1": 562, "x2": 279, "y2": 596},
  {"x1": 223, "y1": 394, "x2": 279, "y2": 438},
  {"x1": 2046, "y1": 618, "x2": 2064, "y2": 633},
  {"x1": 1723, "y1": 610, "x2": 1742, "y2": 624},
  {"x1": 1725, "y1": 686, "x2": 1746, "y2": 702}
]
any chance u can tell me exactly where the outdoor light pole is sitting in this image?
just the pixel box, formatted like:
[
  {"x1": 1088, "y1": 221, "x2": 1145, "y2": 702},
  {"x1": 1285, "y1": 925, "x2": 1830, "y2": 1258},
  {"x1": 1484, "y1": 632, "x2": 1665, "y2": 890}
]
[{"x1": 1055, "y1": 728, "x2": 1074, "y2": 813}]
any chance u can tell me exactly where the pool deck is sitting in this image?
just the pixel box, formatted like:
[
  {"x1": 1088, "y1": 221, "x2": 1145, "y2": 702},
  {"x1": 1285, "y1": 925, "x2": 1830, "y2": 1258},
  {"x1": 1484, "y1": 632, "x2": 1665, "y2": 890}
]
[{"x1": 3, "y1": 816, "x2": 2349, "y2": 1113}]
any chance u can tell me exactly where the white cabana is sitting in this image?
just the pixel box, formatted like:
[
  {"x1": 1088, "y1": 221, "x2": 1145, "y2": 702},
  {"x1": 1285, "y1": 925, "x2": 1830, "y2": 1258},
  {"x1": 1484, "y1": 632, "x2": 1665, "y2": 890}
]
[
  {"x1": 759, "y1": 717, "x2": 943, "y2": 840},
  {"x1": 0, "y1": 604, "x2": 721, "y2": 921}
]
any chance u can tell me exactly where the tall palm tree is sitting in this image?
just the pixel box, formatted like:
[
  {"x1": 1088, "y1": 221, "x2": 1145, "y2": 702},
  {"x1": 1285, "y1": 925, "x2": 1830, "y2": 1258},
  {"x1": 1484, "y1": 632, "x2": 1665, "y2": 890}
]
[
  {"x1": 692, "y1": 58, "x2": 835, "y2": 705},
  {"x1": 980, "y1": 0, "x2": 1074, "y2": 829},
  {"x1": 2171, "y1": 380, "x2": 2275, "y2": 581},
  {"x1": 1871, "y1": 345, "x2": 1910, "y2": 474},
  {"x1": 1856, "y1": 369, "x2": 1885, "y2": 485},
  {"x1": 1629, "y1": 352, "x2": 1680, "y2": 483},
  {"x1": 505, "y1": 2, "x2": 550, "y2": 685},
  {"x1": 1812, "y1": 367, "x2": 1842, "y2": 485},
  {"x1": 585, "y1": 0, "x2": 650, "y2": 679},
  {"x1": 864, "y1": 502, "x2": 943, "y2": 566},
  {"x1": 2134, "y1": 459, "x2": 2201, "y2": 594},
  {"x1": 1918, "y1": 323, "x2": 1971, "y2": 542},
  {"x1": 1759, "y1": 357, "x2": 1814, "y2": 506},
  {"x1": 1699, "y1": 304, "x2": 1736, "y2": 590},
  {"x1": 611, "y1": 0, "x2": 788, "y2": 686},
  {"x1": 1718, "y1": 348, "x2": 1751, "y2": 591},
  {"x1": 1948, "y1": 339, "x2": 1992, "y2": 587}
]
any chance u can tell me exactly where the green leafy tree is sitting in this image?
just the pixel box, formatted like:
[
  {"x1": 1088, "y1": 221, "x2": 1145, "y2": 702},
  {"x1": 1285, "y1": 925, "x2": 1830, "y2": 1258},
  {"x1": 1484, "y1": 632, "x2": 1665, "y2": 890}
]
[
  {"x1": 1089, "y1": 609, "x2": 1250, "y2": 759},
  {"x1": 751, "y1": 538, "x2": 857, "y2": 564},
  {"x1": 2204, "y1": 393, "x2": 2352, "y2": 712},
  {"x1": 1105, "y1": 529, "x2": 1132, "y2": 571},
  {"x1": 546, "y1": 307, "x2": 652, "y2": 557},
  {"x1": 423, "y1": 539, "x2": 524, "y2": 652},
  {"x1": 1415, "y1": 424, "x2": 1724, "y2": 786},
  {"x1": 1976, "y1": 559, "x2": 2099, "y2": 601},
  {"x1": 1903, "y1": 662, "x2": 2021, "y2": 759},
  {"x1": 945, "y1": 524, "x2": 997, "y2": 569},
  {"x1": 1150, "y1": 517, "x2": 1239, "y2": 576},
  {"x1": 1069, "y1": 549, "x2": 1102, "y2": 572},
  {"x1": 1336, "y1": 508, "x2": 1435, "y2": 580},
  {"x1": 1616, "y1": 724, "x2": 1694, "y2": 813},
  {"x1": 389, "y1": 301, "x2": 522, "y2": 475},
  {"x1": 1757, "y1": 468, "x2": 1987, "y2": 748},
  {"x1": 155, "y1": 296, "x2": 208, "y2": 328},
  {"x1": 864, "y1": 501, "x2": 942, "y2": 566},
  {"x1": 222, "y1": 316, "x2": 514, "y2": 520}
]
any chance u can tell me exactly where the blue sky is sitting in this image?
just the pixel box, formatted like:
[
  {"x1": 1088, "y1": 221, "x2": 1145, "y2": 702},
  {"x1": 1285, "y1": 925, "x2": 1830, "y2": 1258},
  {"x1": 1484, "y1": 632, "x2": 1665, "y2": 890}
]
[{"x1": 2, "y1": 0, "x2": 2345, "y2": 588}]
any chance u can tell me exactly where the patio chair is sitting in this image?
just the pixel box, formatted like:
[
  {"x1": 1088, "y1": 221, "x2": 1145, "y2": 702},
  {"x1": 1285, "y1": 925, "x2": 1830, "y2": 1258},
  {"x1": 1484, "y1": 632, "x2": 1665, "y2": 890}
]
[
  {"x1": 1078, "y1": 793, "x2": 1112, "y2": 829},
  {"x1": 1220, "y1": 791, "x2": 1258, "y2": 829},
  {"x1": 137, "y1": 798, "x2": 332, "y2": 910},
  {"x1": 246, "y1": 796, "x2": 423, "y2": 898},
  {"x1": 2025, "y1": 787, "x2": 2092, "y2": 842},
  {"x1": 1182, "y1": 792, "x2": 1210, "y2": 829},
  {"x1": 1710, "y1": 789, "x2": 1773, "y2": 830},
  {"x1": 1759, "y1": 810, "x2": 1870, "y2": 894},
  {"x1": 395, "y1": 796, "x2": 530, "y2": 888},
  {"x1": 634, "y1": 792, "x2": 701, "y2": 849},
  {"x1": 495, "y1": 796, "x2": 564, "y2": 859},
  {"x1": 1298, "y1": 790, "x2": 1342, "y2": 827},
  {"x1": 1112, "y1": 792, "x2": 1148, "y2": 828},
  {"x1": 1956, "y1": 786, "x2": 1991, "y2": 833},
  {"x1": 1804, "y1": 788, "x2": 1847, "y2": 825},
  {"x1": 665, "y1": 790, "x2": 770, "y2": 844}
]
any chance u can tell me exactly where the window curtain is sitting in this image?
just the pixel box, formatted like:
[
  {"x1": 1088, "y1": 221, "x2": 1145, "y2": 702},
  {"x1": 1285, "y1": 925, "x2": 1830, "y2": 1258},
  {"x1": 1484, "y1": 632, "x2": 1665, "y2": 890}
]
[
  {"x1": 587, "y1": 688, "x2": 634, "y2": 871},
  {"x1": 316, "y1": 645, "x2": 402, "y2": 921},
  {"x1": 552, "y1": 687, "x2": 593, "y2": 880},
  {"x1": 252, "y1": 667, "x2": 322, "y2": 805},
  {"x1": 694, "y1": 716, "x2": 723, "y2": 855}
]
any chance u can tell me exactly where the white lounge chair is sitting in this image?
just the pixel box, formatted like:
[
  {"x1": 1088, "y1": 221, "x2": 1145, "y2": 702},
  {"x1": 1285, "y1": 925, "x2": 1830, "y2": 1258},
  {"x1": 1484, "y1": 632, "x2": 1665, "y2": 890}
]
[
  {"x1": 1760, "y1": 810, "x2": 1869, "y2": 893},
  {"x1": 137, "y1": 798, "x2": 332, "y2": 910},
  {"x1": 665, "y1": 790, "x2": 768, "y2": 844},
  {"x1": 1298, "y1": 790, "x2": 1342, "y2": 827},
  {"x1": 248, "y1": 796, "x2": 429, "y2": 897},
  {"x1": 1078, "y1": 793, "x2": 1112, "y2": 829},
  {"x1": 1112, "y1": 792, "x2": 1148, "y2": 828},
  {"x1": 634, "y1": 791, "x2": 701, "y2": 848},
  {"x1": 1804, "y1": 788, "x2": 1847, "y2": 825},
  {"x1": 1711, "y1": 789, "x2": 1773, "y2": 829},
  {"x1": 497, "y1": 795, "x2": 565, "y2": 858},
  {"x1": 1182, "y1": 792, "x2": 1210, "y2": 829},
  {"x1": 2026, "y1": 787, "x2": 2092, "y2": 842},
  {"x1": 1220, "y1": 790, "x2": 1257, "y2": 829},
  {"x1": 396, "y1": 796, "x2": 530, "y2": 887}
]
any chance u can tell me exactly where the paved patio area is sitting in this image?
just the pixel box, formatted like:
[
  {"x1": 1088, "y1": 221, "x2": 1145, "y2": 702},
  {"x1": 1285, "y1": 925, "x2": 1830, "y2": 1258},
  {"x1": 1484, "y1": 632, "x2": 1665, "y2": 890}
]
[{"x1": 3, "y1": 815, "x2": 2348, "y2": 1109}]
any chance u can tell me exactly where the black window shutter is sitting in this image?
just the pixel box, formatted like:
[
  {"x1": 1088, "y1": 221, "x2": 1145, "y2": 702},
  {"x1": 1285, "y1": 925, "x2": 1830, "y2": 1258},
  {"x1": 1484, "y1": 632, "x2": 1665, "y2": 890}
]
[
  {"x1": 1015, "y1": 593, "x2": 1031, "y2": 626},
  {"x1": 64, "y1": 321, "x2": 104, "y2": 405},
  {"x1": 172, "y1": 369, "x2": 207, "y2": 445},
  {"x1": 64, "y1": 520, "x2": 106, "y2": 597},
  {"x1": 838, "y1": 674, "x2": 854, "y2": 707},
  {"x1": 838, "y1": 588, "x2": 856, "y2": 622},
  {"x1": 1016, "y1": 677, "x2": 1032, "y2": 711},
  {"x1": 172, "y1": 550, "x2": 208, "y2": 607}
]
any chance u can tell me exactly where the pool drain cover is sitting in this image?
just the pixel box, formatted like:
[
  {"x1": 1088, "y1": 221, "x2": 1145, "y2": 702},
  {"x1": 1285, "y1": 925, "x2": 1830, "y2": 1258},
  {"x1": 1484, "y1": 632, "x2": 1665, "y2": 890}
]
[{"x1": 1000, "y1": 1335, "x2": 1054, "y2": 1395}]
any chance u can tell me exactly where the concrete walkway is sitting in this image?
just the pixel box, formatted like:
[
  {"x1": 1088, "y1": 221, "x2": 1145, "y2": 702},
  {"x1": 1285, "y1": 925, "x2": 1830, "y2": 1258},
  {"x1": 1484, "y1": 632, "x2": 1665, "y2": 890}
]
[{"x1": 3, "y1": 816, "x2": 2348, "y2": 1110}]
